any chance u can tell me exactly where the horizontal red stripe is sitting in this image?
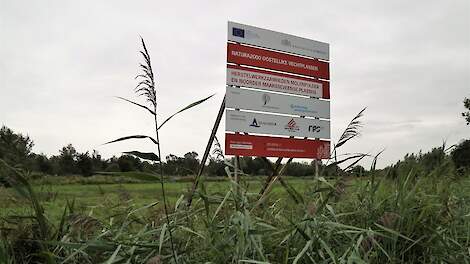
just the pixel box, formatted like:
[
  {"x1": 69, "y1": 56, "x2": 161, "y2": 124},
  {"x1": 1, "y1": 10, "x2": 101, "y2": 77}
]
[
  {"x1": 227, "y1": 43, "x2": 330, "y2": 80},
  {"x1": 227, "y1": 65, "x2": 330, "y2": 99},
  {"x1": 225, "y1": 133, "x2": 330, "y2": 159}
]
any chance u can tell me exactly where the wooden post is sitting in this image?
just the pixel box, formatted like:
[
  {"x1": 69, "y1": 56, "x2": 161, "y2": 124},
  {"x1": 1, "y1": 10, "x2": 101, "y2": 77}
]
[
  {"x1": 233, "y1": 154, "x2": 241, "y2": 198},
  {"x1": 186, "y1": 96, "x2": 225, "y2": 207},
  {"x1": 315, "y1": 159, "x2": 319, "y2": 178},
  {"x1": 235, "y1": 155, "x2": 241, "y2": 183}
]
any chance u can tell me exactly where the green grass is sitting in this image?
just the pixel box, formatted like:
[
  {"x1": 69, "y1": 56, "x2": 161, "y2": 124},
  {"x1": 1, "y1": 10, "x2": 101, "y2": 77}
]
[
  {"x1": 0, "y1": 177, "x2": 315, "y2": 221},
  {"x1": 1, "y1": 171, "x2": 469, "y2": 263}
]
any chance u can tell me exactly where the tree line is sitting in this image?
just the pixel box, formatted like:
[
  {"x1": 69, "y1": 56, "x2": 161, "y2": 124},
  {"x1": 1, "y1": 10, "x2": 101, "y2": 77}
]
[
  {"x1": 1, "y1": 125, "x2": 469, "y2": 180},
  {"x1": 0, "y1": 125, "x2": 347, "y2": 178}
]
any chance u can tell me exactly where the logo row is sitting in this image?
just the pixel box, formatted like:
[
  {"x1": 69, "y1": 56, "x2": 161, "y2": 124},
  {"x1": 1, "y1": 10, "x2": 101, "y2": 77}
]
[{"x1": 226, "y1": 109, "x2": 330, "y2": 139}]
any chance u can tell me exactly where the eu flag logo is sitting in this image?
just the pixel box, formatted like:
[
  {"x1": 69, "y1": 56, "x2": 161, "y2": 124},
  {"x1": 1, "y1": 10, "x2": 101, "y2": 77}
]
[{"x1": 232, "y1": 27, "x2": 245, "y2": 38}]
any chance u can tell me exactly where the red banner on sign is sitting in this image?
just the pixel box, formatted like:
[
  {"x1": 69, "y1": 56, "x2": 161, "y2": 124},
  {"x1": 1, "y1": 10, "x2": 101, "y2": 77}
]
[
  {"x1": 227, "y1": 43, "x2": 330, "y2": 80},
  {"x1": 227, "y1": 65, "x2": 330, "y2": 99},
  {"x1": 225, "y1": 133, "x2": 330, "y2": 159}
]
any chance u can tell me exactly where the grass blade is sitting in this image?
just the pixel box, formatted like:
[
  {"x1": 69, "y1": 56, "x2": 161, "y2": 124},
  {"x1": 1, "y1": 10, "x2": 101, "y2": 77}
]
[
  {"x1": 103, "y1": 135, "x2": 158, "y2": 145},
  {"x1": 212, "y1": 191, "x2": 231, "y2": 222},
  {"x1": 116, "y1": 96, "x2": 156, "y2": 115},
  {"x1": 123, "y1": 151, "x2": 159, "y2": 161},
  {"x1": 158, "y1": 94, "x2": 215, "y2": 130},
  {"x1": 104, "y1": 244, "x2": 122, "y2": 264},
  {"x1": 319, "y1": 238, "x2": 338, "y2": 264},
  {"x1": 159, "y1": 223, "x2": 167, "y2": 256},
  {"x1": 293, "y1": 240, "x2": 312, "y2": 264}
]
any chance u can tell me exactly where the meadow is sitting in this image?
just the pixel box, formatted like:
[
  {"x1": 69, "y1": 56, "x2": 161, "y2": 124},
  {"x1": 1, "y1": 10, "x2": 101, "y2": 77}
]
[
  {"x1": 0, "y1": 176, "x2": 312, "y2": 221},
  {"x1": 1, "y1": 167, "x2": 469, "y2": 263}
]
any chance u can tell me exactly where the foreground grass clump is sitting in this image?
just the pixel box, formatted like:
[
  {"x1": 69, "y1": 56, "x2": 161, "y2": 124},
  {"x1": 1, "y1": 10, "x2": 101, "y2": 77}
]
[{"x1": 0, "y1": 159, "x2": 469, "y2": 263}]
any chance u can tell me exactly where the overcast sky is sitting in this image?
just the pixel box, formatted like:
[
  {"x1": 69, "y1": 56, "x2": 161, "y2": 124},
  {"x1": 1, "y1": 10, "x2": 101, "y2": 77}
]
[{"x1": 1, "y1": 0, "x2": 469, "y2": 168}]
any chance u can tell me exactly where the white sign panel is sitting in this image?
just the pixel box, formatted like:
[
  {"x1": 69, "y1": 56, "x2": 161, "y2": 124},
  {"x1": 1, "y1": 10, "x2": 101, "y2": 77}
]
[
  {"x1": 226, "y1": 86, "x2": 330, "y2": 119},
  {"x1": 227, "y1": 66, "x2": 327, "y2": 98},
  {"x1": 228, "y1": 21, "x2": 329, "y2": 61},
  {"x1": 226, "y1": 109, "x2": 330, "y2": 139}
]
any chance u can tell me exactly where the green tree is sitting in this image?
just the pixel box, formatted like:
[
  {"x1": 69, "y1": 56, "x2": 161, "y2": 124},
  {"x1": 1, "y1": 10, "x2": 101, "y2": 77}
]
[
  {"x1": 319, "y1": 163, "x2": 343, "y2": 177},
  {"x1": 76, "y1": 152, "x2": 93, "y2": 176},
  {"x1": 463, "y1": 98, "x2": 470, "y2": 125},
  {"x1": 48, "y1": 155, "x2": 61, "y2": 175},
  {"x1": 207, "y1": 140, "x2": 226, "y2": 176},
  {"x1": 451, "y1": 140, "x2": 470, "y2": 174},
  {"x1": 206, "y1": 159, "x2": 225, "y2": 176},
  {"x1": 239, "y1": 156, "x2": 255, "y2": 174},
  {"x1": 162, "y1": 152, "x2": 200, "y2": 176},
  {"x1": 105, "y1": 156, "x2": 120, "y2": 172},
  {"x1": 183, "y1": 151, "x2": 199, "y2": 174},
  {"x1": 250, "y1": 157, "x2": 271, "y2": 175},
  {"x1": 91, "y1": 150, "x2": 105, "y2": 172},
  {"x1": 117, "y1": 155, "x2": 142, "y2": 172},
  {"x1": 285, "y1": 162, "x2": 314, "y2": 176},
  {"x1": 0, "y1": 125, "x2": 34, "y2": 166},
  {"x1": 350, "y1": 165, "x2": 366, "y2": 177},
  {"x1": 58, "y1": 144, "x2": 78, "y2": 175},
  {"x1": 164, "y1": 154, "x2": 181, "y2": 175},
  {"x1": 34, "y1": 154, "x2": 53, "y2": 175}
]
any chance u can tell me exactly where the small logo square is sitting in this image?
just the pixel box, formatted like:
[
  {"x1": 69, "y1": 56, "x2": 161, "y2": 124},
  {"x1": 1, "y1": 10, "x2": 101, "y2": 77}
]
[{"x1": 232, "y1": 27, "x2": 245, "y2": 38}]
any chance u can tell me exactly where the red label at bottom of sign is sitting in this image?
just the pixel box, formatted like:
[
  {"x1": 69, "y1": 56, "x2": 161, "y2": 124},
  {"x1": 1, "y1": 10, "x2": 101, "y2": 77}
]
[{"x1": 225, "y1": 133, "x2": 330, "y2": 159}]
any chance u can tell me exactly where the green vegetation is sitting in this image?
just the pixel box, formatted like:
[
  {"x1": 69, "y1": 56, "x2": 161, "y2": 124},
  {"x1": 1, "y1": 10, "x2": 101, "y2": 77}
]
[
  {"x1": 0, "y1": 177, "x2": 308, "y2": 219},
  {"x1": 1, "y1": 158, "x2": 469, "y2": 263}
]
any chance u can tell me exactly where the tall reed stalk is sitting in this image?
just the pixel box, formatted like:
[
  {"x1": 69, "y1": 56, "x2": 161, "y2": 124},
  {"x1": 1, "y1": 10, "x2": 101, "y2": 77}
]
[{"x1": 105, "y1": 37, "x2": 214, "y2": 263}]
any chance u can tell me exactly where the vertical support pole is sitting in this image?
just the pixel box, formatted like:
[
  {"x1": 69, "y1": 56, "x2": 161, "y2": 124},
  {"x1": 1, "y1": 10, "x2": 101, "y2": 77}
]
[
  {"x1": 314, "y1": 115, "x2": 320, "y2": 179},
  {"x1": 234, "y1": 154, "x2": 240, "y2": 198},
  {"x1": 311, "y1": 91, "x2": 321, "y2": 179},
  {"x1": 233, "y1": 83, "x2": 242, "y2": 186},
  {"x1": 186, "y1": 96, "x2": 226, "y2": 207},
  {"x1": 315, "y1": 159, "x2": 319, "y2": 178},
  {"x1": 234, "y1": 155, "x2": 239, "y2": 182},
  {"x1": 235, "y1": 155, "x2": 241, "y2": 183}
]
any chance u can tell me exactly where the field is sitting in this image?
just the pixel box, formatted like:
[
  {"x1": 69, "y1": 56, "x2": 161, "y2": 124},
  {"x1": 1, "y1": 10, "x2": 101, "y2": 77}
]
[
  {"x1": 1, "y1": 171, "x2": 469, "y2": 263},
  {"x1": 0, "y1": 177, "x2": 313, "y2": 221}
]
